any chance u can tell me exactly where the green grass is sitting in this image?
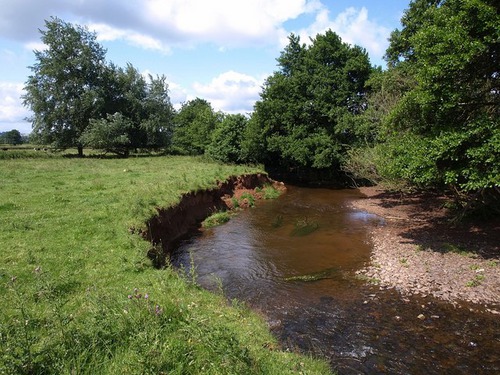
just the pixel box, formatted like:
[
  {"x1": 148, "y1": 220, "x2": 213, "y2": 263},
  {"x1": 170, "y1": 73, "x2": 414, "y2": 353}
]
[
  {"x1": 202, "y1": 211, "x2": 231, "y2": 228},
  {"x1": 0, "y1": 155, "x2": 331, "y2": 374},
  {"x1": 440, "y1": 243, "x2": 476, "y2": 257},
  {"x1": 465, "y1": 274, "x2": 485, "y2": 287}
]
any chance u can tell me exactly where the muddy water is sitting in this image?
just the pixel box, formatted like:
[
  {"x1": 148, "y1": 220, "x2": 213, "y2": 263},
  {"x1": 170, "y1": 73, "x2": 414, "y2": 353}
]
[{"x1": 173, "y1": 186, "x2": 500, "y2": 374}]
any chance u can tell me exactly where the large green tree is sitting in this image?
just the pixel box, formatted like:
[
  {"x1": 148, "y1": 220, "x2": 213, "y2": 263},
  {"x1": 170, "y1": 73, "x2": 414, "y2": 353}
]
[
  {"x1": 23, "y1": 17, "x2": 107, "y2": 156},
  {"x1": 0, "y1": 129, "x2": 23, "y2": 145},
  {"x1": 206, "y1": 113, "x2": 248, "y2": 163},
  {"x1": 171, "y1": 98, "x2": 221, "y2": 155},
  {"x1": 80, "y1": 64, "x2": 174, "y2": 156},
  {"x1": 249, "y1": 31, "x2": 372, "y2": 176},
  {"x1": 383, "y1": 0, "x2": 499, "y2": 210}
]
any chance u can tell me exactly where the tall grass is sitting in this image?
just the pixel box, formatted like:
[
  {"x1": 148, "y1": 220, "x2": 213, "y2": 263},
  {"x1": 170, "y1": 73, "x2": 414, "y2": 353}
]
[{"x1": 0, "y1": 155, "x2": 330, "y2": 374}]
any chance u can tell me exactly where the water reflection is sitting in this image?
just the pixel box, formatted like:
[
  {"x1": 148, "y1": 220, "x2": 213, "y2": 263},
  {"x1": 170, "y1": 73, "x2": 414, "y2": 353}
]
[{"x1": 174, "y1": 186, "x2": 499, "y2": 374}]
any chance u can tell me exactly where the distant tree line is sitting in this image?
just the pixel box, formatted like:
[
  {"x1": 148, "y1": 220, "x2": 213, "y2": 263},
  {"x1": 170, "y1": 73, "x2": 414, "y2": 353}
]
[
  {"x1": 0, "y1": 129, "x2": 25, "y2": 145},
  {"x1": 23, "y1": 0, "x2": 499, "y2": 216}
]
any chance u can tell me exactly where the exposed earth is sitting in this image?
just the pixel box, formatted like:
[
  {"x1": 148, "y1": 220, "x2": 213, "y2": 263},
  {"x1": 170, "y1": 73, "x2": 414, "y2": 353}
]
[{"x1": 351, "y1": 187, "x2": 500, "y2": 314}]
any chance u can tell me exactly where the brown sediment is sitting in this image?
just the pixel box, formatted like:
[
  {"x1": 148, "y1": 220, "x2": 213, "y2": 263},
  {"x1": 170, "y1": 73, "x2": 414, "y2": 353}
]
[
  {"x1": 352, "y1": 186, "x2": 500, "y2": 313},
  {"x1": 141, "y1": 173, "x2": 286, "y2": 268}
]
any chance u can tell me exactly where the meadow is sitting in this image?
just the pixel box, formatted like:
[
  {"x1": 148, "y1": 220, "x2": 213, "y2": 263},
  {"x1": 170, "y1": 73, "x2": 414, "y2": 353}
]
[{"x1": 0, "y1": 152, "x2": 331, "y2": 374}]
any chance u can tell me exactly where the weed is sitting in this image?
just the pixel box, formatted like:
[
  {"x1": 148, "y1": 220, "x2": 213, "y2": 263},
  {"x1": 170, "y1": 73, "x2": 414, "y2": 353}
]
[
  {"x1": 416, "y1": 244, "x2": 426, "y2": 252},
  {"x1": 188, "y1": 251, "x2": 198, "y2": 285},
  {"x1": 231, "y1": 197, "x2": 240, "y2": 209},
  {"x1": 441, "y1": 243, "x2": 475, "y2": 257},
  {"x1": 356, "y1": 274, "x2": 381, "y2": 285},
  {"x1": 263, "y1": 185, "x2": 282, "y2": 200},
  {"x1": 487, "y1": 260, "x2": 498, "y2": 267},
  {"x1": 272, "y1": 214, "x2": 284, "y2": 228},
  {"x1": 203, "y1": 211, "x2": 231, "y2": 228},
  {"x1": 291, "y1": 217, "x2": 319, "y2": 236},
  {"x1": 466, "y1": 274, "x2": 485, "y2": 287},
  {"x1": 239, "y1": 192, "x2": 256, "y2": 207}
]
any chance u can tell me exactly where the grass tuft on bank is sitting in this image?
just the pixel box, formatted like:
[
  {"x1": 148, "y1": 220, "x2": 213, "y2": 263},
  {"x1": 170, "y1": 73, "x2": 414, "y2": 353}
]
[{"x1": 0, "y1": 155, "x2": 331, "y2": 374}]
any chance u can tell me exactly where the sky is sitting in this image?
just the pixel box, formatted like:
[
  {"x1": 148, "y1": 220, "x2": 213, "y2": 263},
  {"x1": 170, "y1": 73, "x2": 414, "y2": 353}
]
[{"x1": 0, "y1": 0, "x2": 411, "y2": 134}]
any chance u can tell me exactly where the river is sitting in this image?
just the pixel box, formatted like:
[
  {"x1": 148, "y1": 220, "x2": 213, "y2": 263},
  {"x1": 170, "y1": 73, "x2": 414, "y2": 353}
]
[{"x1": 172, "y1": 186, "x2": 500, "y2": 374}]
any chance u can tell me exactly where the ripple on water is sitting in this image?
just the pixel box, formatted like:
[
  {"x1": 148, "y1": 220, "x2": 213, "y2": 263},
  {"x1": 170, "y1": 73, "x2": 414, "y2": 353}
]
[{"x1": 175, "y1": 186, "x2": 500, "y2": 375}]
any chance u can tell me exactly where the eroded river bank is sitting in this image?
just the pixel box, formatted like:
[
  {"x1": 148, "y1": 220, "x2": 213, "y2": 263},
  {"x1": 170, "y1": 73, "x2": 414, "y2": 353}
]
[{"x1": 167, "y1": 184, "x2": 499, "y2": 374}]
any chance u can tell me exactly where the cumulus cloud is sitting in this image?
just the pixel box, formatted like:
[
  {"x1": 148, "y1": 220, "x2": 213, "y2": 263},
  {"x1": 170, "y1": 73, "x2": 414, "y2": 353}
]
[
  {"x1": 192, "y1": 71, "x2": 264, "y2": 113},
  {"x1": 0, "y1": 0, "x2": 318, "y2": 52},
  {"x1": 164, "y1": 82, "x2": 188, "y2": 110},
  {"x1": 293, "y1": 6, "x2": 391, "y2": 63},
  {"x1": 1, "y1": 1, "x2": 390, "y2": 61},
  {"x1": 89, "y1": 23, "x2": 171, "y2": 54},
  {"x1": 0, "y1": 82, "x2": 31, "y2": 133},
  {"x1": 143, "y1": 0, "x2": 314, "y2": 47}
]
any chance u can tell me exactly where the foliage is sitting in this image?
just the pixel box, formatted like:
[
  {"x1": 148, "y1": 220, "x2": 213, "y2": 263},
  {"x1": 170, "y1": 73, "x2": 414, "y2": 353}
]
[
  {"x1": 206, "y1": 113, "x2": 248, "y2": 163},
  {"x1": 80, "y1": 64, "x2": 174, "y2": 155},
  {"x1": 344, "y1": 0, "x2": 499, "y2": 214},
  {"x1": 0, "y1": 149, "x2": 56, "y2": 160},
  {"x1": 262, "y1": 185, "x2": 282, "y2": 200},
  {"x1": 0, "y1": 155, "x2": 330, "y2": 374},
  {"x1": 80, "y1": 113, "x2": 133, "y2": 157},
  {"x1": 172, "y1": 98, "x2": 222, "y2": 155},
  {"x1": 383, "y1": 0, "x2": 500, "y2": 212},
  {"x1": 0, "y1": 129, "x2": 23, "y2": 145},
  {"x1": 23, "y1": 17, "x2": 107, "y2": 156},
  {"x1": 249, "y1": 31, "x2": 372, "y2": 173},
  {"x1": 202, "y1": 211, "x2": 231, "y2": 228},
  {"x1": 23, "y1": 18, "x2": 174, "y2": 157}
]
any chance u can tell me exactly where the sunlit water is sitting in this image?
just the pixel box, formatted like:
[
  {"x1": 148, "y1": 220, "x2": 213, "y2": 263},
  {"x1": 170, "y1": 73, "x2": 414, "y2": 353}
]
[{"x1": 173, "y1": 186, "x2": 500, "y2": 374}]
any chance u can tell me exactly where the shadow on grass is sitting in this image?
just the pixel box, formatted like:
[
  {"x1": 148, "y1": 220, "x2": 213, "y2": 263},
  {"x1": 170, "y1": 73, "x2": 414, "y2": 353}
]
[{"x1": 62, "y1": 151, "x2": 171, "y2": 159}]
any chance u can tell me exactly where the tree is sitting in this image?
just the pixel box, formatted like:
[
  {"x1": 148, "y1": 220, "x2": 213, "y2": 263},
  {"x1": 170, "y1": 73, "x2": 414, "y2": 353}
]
[
  {"x1": 171, "y1": 98, "x2": 221, "y2": 155},
  {"x1": 381, "y1": 0, "x2": 499, "y2": 213},
  {"x1": 23, "y1": 17, "x2": 107, "y2": 156},
  {"x1": 249, "y1": 31, "x2": 372, "y2": 175},
  {"x1": 79, "y1": 113, "x2": 133, "y2": 157},
  {"x1": 141, "y1": 74, "x2": 175, "y2": 150},
  {"x1": 81, "y1": 64, "x2": 174, "y2": 155},
  {"x1": 206, "y1": 114, "x2": 248, "y2": 163},
  {"x1": 1, "y1": 129, "x2": 23, "y2": 145}
]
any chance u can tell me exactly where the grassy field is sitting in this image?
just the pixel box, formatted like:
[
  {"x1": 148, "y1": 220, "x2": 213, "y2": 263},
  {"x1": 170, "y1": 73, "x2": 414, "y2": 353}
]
[{"x1": 0, "y1": 152, "x2": 331, "y2": 374}]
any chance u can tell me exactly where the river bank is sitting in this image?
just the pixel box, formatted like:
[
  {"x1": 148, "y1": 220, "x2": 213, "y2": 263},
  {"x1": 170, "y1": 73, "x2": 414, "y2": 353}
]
[{"x1": 352, "y1": 187, "x2": 500, "y2": 314}]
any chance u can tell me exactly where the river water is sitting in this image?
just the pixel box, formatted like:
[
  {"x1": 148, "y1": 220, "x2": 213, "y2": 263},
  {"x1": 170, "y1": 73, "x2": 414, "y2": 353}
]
[{"x1": 173, "y1": 186, "x2": 500, "y2": 374}]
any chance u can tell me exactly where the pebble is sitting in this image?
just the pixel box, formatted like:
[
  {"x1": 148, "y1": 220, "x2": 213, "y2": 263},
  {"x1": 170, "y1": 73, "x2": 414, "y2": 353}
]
[{"x1": 417, "y1": 314, "x2": 426, "y2": 320}]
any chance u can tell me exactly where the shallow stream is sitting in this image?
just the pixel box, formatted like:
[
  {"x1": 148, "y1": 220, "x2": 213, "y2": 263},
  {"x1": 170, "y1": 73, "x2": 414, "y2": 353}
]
[{"x1": 173, "y1": 186, "x2": 499, "y2": 374}]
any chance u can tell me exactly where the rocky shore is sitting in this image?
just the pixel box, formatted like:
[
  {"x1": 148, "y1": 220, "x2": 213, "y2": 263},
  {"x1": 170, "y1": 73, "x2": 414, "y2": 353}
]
[{"x1": 351, "y1": 187, "x2": 500, "y2": 314}]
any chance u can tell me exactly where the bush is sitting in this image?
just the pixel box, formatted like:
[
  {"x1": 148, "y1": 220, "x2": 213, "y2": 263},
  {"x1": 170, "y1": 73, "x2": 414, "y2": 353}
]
[{"x1": 206, "y1": 114, "x2": 248, "y2": 164}]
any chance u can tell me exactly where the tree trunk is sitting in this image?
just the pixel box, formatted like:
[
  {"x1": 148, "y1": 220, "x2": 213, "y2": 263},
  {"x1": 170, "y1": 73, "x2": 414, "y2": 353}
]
[{"x1": 77, "y1": 145, "x2": 84, "y2": 157}]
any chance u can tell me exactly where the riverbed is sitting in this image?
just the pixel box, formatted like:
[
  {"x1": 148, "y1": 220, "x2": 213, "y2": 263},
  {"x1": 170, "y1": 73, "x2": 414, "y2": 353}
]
[{"x1": 172, "y1": 186, "x2": 500, "y2": 374}]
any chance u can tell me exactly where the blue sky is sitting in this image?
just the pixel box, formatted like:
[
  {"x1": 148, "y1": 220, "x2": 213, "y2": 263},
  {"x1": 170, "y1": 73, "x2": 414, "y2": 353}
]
[{"x1": 0, "y1": 0, "x2": 411, "y2": 134}]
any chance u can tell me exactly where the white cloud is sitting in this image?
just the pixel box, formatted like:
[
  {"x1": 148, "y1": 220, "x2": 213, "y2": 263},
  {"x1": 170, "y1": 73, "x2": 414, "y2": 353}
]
[
  {"x1": 0, "y1": 0, "x2": 319, "y2": 50},
  {"x1": 166, "y1": 82, "x2": 188, "y2": 110},
  {"x1": 192, "y1": 71, "x2": 264, "y2": 113},
  {"x1": 1, "y1": 1, "x2": 390, "y2": 63},
  {"x1": 144, "y1": 0, "x2": 313, "y2": 47},
  {"x1": 0, "y1": 82, "x2": 32, "y2": 133},
  {"x1": 89, "y1": 23, "x2": 171, "y2": 54},
  {"x1": 293, "y1": 6, "x2": 391, "y2": 64}
]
